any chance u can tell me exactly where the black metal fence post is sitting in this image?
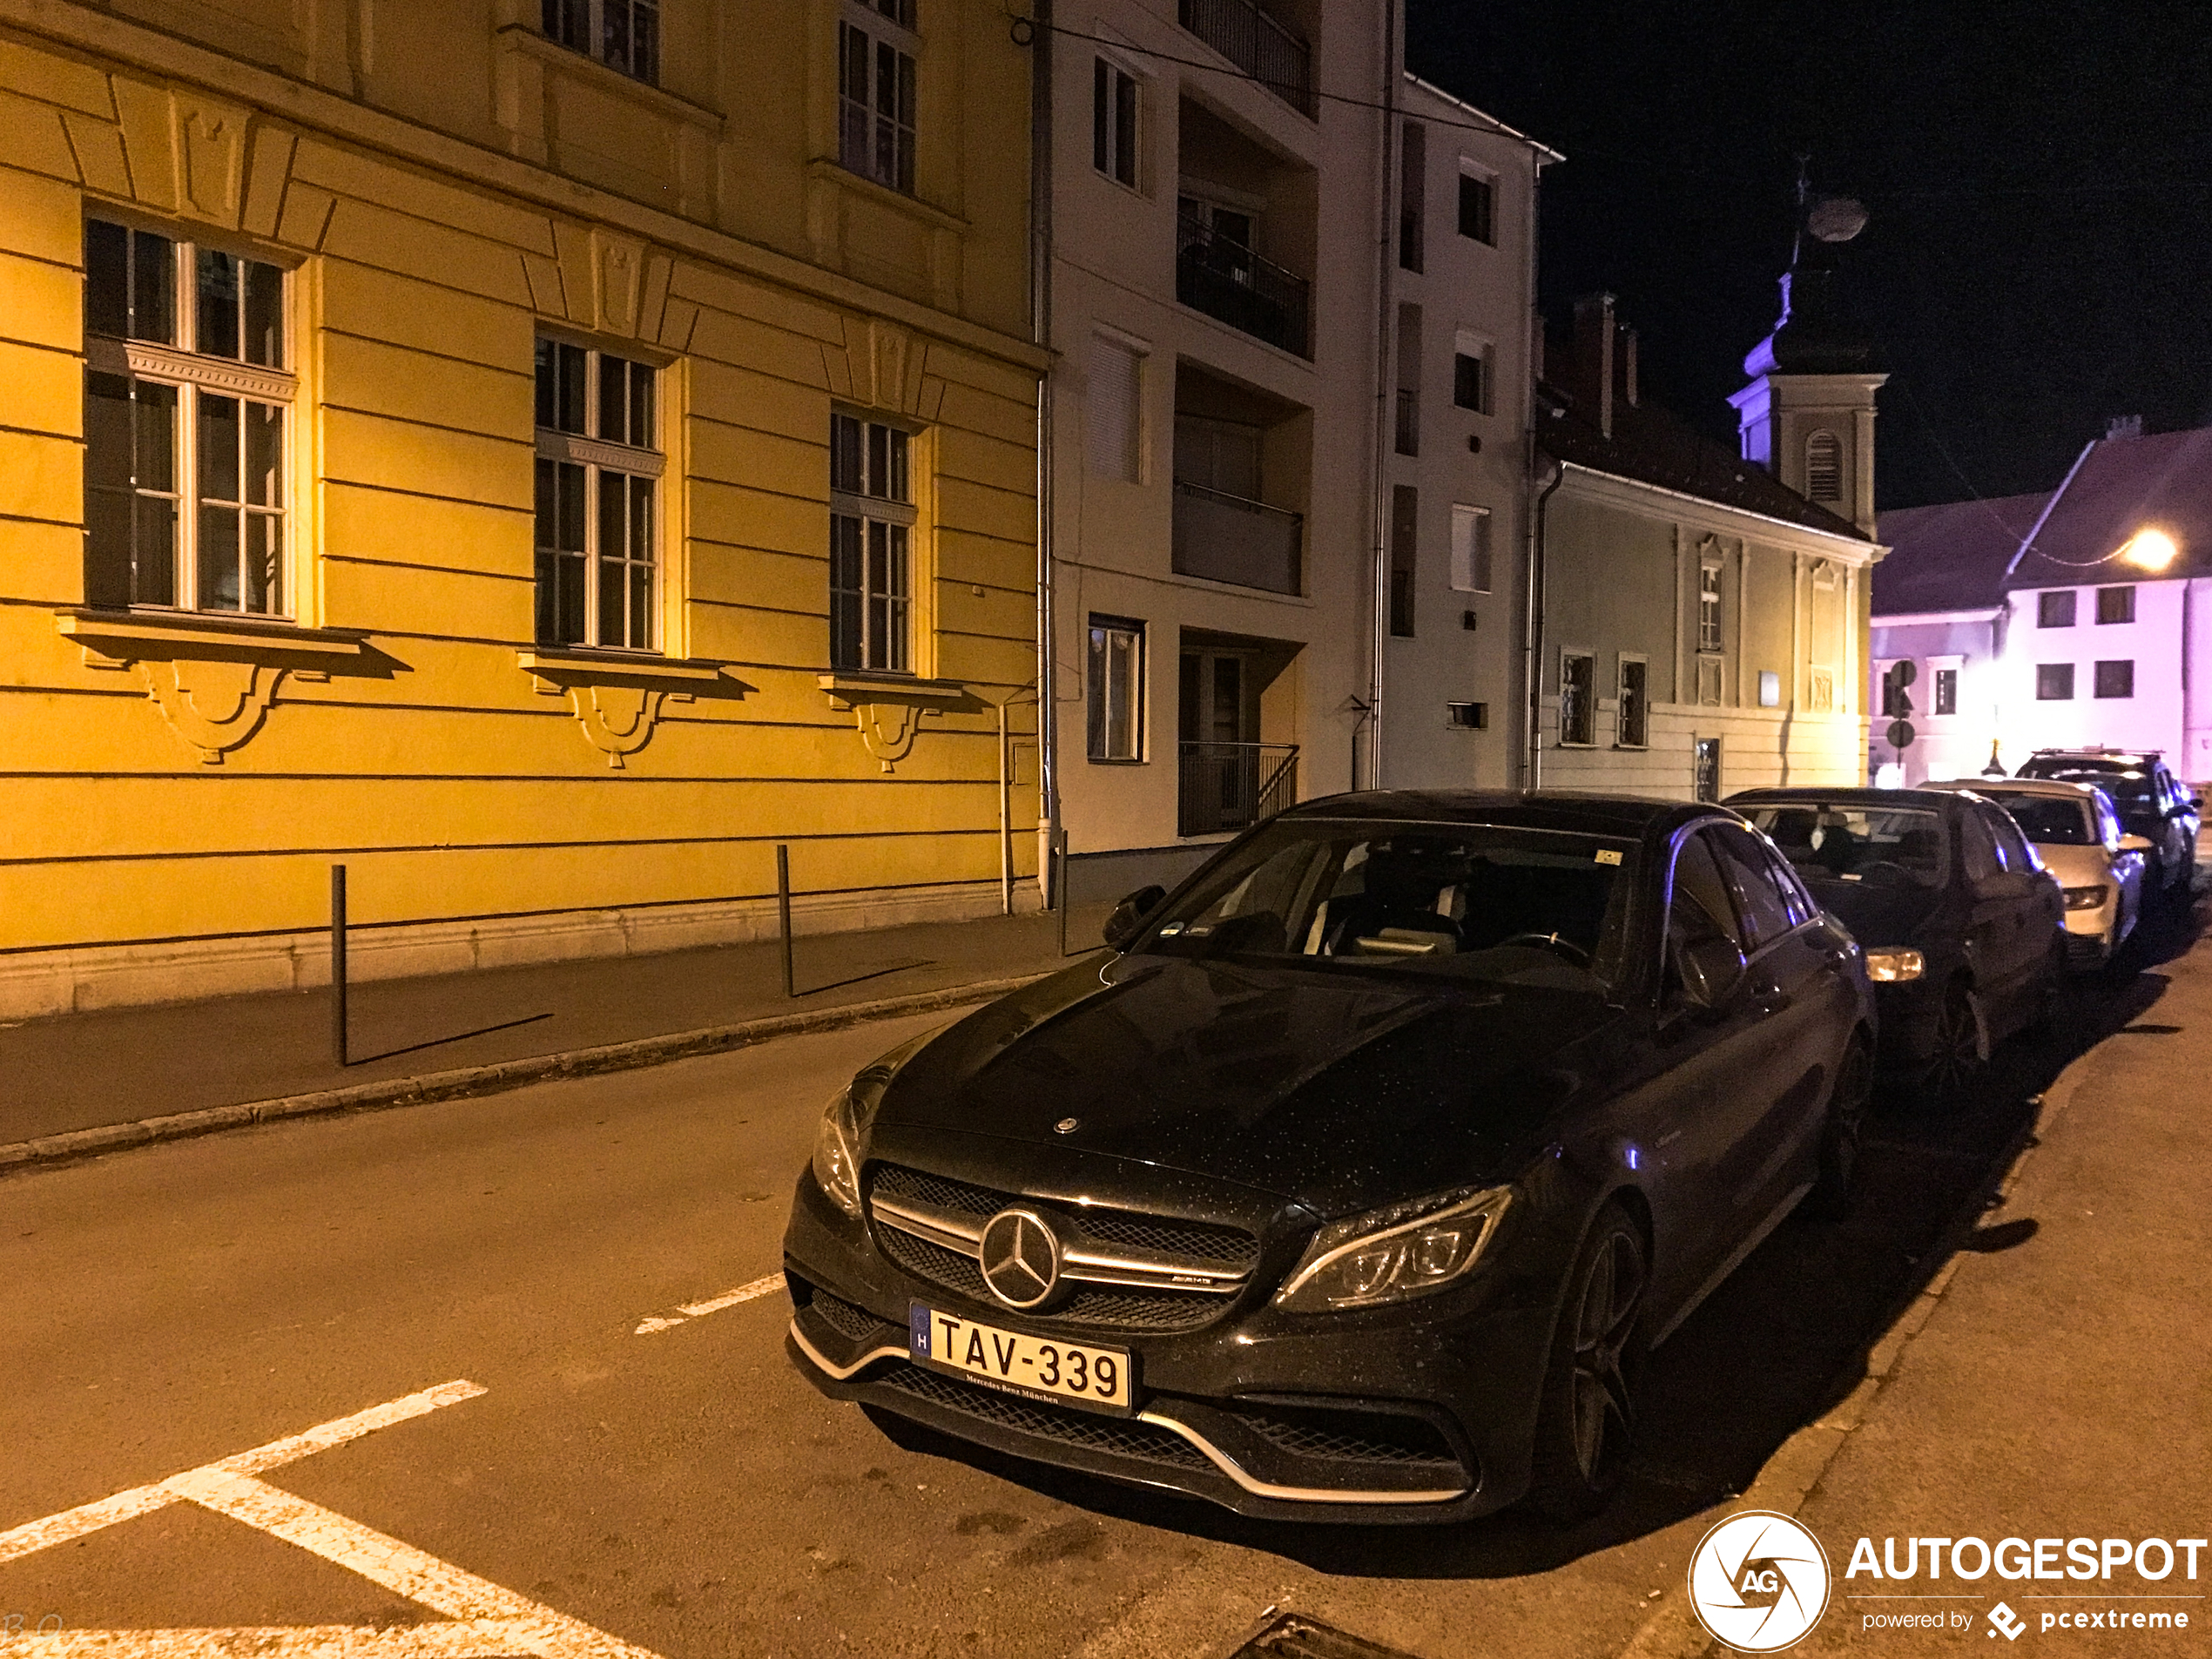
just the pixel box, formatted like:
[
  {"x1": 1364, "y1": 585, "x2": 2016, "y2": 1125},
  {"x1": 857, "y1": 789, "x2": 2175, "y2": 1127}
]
[
  {"x1": 776, "y1": 843, "x2": 795, "y2": 998},
  {"x1": 330, "y1": 863, "x2": 348, "y2": 1068}
]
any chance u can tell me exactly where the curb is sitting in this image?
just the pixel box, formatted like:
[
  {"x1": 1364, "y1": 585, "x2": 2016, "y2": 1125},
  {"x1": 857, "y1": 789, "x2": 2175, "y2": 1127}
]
[
  {"x1": 1615, "y1": 1056, "x2": 2099, "y2": 1659},
  {"x1": 0, "y1": 971, "x2": 1046, "y2": 1177}
]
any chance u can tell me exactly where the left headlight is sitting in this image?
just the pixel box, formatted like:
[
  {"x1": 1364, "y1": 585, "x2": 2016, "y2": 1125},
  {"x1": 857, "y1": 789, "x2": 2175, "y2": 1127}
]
[
  {"x1": 811, "y1": 1087, "x2": 865, "y2": 1218},
  {"x1": 1865, "y1": 946, "x2": 1925, "y2": 983},
  {"x1": 1272, "y1": 1185, "x2": 1514, "y2": 1313},
  {"x1": 2062, "y1": 885, "x2": 2107, "y2": 911}
]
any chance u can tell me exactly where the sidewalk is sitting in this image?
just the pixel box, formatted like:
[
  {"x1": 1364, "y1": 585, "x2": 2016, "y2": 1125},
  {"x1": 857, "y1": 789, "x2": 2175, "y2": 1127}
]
[{"x1": 0, "y1": 900, "x2": 1116, "y2": 1151}]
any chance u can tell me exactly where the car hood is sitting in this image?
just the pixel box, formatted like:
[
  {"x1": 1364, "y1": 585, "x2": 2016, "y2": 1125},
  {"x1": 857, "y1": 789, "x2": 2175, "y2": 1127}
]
[
  {"x1": 1800, "y1": 876, "x2": 1942, "y2": 947},
  {"x1": 868, "y1": 953, "x2": 1618, "y2": 1217}
]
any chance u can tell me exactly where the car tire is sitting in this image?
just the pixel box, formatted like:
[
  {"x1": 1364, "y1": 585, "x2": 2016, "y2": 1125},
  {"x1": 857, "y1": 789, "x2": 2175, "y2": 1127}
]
[
  {"x1": 1807, "y1": 1035, "x2": 1873, "y2": 1221},
  {"x1": 1915, "y1": 978, "x2": 1985, "y2": 1107},
  {"x1": 1529, "y1": 1204, "x2": 1648, "y2": 1524}
]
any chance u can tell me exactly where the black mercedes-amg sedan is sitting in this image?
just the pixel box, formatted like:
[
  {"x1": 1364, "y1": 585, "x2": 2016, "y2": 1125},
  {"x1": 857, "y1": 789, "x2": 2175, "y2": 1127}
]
[{"x1": 782, "y1": 792, "x2": 1875, "y2": 1524}]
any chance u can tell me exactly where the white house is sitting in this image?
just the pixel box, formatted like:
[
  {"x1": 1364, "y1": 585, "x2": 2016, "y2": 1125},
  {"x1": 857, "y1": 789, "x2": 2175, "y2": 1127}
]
[{"x1": 1871, "y1": 424, "x2": 2212, "y2": 791}]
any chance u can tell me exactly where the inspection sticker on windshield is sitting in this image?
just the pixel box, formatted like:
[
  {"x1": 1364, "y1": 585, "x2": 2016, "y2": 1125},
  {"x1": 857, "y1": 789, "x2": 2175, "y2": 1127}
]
[
  {"x1": 1595, "y1": 848, "x2": 1623, "y2": 865},
  {"x1": 911, "y1": 1304, "x2": 1134, "y2": 1415}
]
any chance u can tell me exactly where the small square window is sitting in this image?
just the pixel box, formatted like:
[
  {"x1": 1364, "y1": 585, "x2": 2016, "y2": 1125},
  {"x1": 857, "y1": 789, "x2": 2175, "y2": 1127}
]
[
  {"x1": 2036, "y1": 663, "x2": 2075, "y2": 700},
  {"x1": 2094, "y1": 659, "x2": 2134, "y2": 698},
  {"x1": 2095, "y1": 585, "x2": 2135, "y2": 624},
  {"x1": 2037, "y1": 590, "x2": 2077, "y2": 628},
  {"x1": 1453, "y1": 349, "x2": 1488, "y2": 414},
  {"x1": 1449, "y1": 503, "x2": 1491, "y2": 593},
  {"x1": 1458, "y1": 172, "x2": 1494, "y2": 244}
]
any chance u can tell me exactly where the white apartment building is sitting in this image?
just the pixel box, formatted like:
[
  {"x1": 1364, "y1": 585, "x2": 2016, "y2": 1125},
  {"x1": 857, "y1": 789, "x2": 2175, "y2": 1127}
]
[
  {"x1": 1378, "y1": 77, "x2": 1556, "y2": 788},
  {"x1": 1040, "y1": 0, "x2": 1397, "y2": 901}
]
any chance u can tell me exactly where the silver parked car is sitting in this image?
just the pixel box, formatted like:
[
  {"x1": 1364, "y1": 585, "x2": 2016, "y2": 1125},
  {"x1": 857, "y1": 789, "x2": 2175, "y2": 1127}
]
[{"x1": 1921, "y1": 779, "x2": 2148, "y2": 969}]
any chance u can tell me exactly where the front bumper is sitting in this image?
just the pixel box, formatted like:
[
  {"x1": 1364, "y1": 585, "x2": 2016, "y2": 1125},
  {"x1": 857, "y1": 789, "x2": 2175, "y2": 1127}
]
[
  {"x1": 1870, "y1": 977, "x2": 1946, "y2": 1074},
  {"x1": 782, "y1": 1171, "x2": 1553, "y2": 1524}
]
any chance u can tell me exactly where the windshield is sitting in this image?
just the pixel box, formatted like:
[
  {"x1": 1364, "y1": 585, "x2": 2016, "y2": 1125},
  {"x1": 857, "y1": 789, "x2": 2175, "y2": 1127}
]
[
  {"x1": 1986, "y1": 794, "x2": 2095, "y2": 846},
  {"x1": 1136, "y1": 819, "x2": 1637, "y2": 994},
  {"x1": 2021, "y1": 760, "x2": 2154, "y2": 811},
  {"x1": 1742, "y1": 804, "x2": 1947, "y2": 886}
]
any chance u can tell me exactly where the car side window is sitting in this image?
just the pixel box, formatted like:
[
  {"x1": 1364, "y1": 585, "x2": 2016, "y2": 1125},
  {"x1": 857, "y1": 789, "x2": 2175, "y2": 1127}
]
[
  {"x1": 1709, "y1": 823, "x2": 1798, "y2": 951},
  {"x1": 1668, "y1": 830, "x2": 1742, "y2": 949},
  {"x1": 2097, "y1": 796, "x2": 2122, "y2": 850},
  {"x1": 1756, "y1": 837, "x2": 1819, "y2": 927},
  {"x1": 1985, "y1": 806, "x2": 2041, "y2": 874},
  {"x1": 1958, "y1": 811, "x2": 2004, "y2": 882}
]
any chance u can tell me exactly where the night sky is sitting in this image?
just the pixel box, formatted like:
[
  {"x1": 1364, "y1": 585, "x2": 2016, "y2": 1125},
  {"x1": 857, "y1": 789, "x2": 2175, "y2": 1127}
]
[{"x1": 1406, "y1": 1, "x2": 2212, "y2": 512}]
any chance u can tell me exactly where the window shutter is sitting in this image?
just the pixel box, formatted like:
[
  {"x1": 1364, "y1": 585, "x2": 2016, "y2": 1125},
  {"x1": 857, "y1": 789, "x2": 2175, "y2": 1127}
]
[{"x1": 1088, "y1": 337, "x2": 1142, "y2": 481}]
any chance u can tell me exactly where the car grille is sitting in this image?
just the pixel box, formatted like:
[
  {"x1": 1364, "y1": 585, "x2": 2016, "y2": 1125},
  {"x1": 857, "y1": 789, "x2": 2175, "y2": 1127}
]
[
  {"x1": 876, "y1": 1362, "x2": 1212, "y2": 1472},
  {"x1": 873, "y1": 1223, "x2": 1233, "y2": 1333},
  {"x1": 1224, "y1": 1402, "x2": 1463, "y2": 1474},
  {"x1": 870, "y1": 1164, "x2": 1259, "y2": 1269},
  {"x1": 866, "y1": 1162, "x2": 1261, "y2": 1332}
]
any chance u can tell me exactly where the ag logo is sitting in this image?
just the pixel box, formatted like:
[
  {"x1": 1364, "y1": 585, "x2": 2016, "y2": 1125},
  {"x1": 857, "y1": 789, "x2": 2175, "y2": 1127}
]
[{"x1": 1688, "y1": 1510, "x2": 1832, "y2": 1652}]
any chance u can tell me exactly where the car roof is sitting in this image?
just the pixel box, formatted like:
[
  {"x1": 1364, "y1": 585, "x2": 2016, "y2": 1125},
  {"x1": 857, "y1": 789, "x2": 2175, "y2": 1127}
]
[
  {"x1": 1279, "y1": 789, "x2": 1723, "y2": 840},
  {"x1": 1920, "y1": 777, "x2": 2106, "y2": 804},
  {"x1": 2025, "y1": 748, "x2": 2162, "y2": 770},
  {"x1": 1726, "y1": 786, "x2": 1967, "y2": 813}
]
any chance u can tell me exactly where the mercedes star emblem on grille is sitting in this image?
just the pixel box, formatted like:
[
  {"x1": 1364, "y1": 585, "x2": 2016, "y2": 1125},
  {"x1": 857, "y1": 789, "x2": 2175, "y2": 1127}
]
[
  {"x1": 977, "y1": 1207, "x2": 1063, "y2": 1309},
  {"x1": 1053, "y1": 1116, "x2": 1081, "y2": 1135}
]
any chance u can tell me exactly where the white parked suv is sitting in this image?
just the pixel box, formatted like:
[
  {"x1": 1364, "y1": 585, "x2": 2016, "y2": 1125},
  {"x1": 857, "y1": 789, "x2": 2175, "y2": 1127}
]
[{"x1": 1921, "y1": 779, "x2": 2149, "y2": 969}]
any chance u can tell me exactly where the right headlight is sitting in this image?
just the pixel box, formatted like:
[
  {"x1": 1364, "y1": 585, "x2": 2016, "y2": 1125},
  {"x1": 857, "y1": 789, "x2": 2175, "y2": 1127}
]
[
  {"x1": 1272, "y1": 1185, "x2": 1514, "y2": 1312},
  {"x1": 811, "y1": 1087, "x2": 865, "y2": 1218}
]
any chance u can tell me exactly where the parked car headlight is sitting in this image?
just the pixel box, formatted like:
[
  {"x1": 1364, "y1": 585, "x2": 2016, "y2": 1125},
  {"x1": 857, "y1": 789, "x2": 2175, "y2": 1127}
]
[
  {"x1": 1273, "y1": 1186, "x2": 1514, "y2": 1312},
  {"x1": 1865, "y1": 947, "x2": 1925, "y2": 982},
  {"x1": 2062, "y1": 886, "x2": 2107, "y2": 911},
  {"x1": 811, "y1": 1087, "x2": 866, "y2": 1218}
]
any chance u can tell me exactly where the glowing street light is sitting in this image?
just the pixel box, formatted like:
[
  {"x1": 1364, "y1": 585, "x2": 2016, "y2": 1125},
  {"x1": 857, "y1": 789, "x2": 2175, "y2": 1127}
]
[{"x1": 2120, "y1": 527, "x2": 2179, "y2": 571}]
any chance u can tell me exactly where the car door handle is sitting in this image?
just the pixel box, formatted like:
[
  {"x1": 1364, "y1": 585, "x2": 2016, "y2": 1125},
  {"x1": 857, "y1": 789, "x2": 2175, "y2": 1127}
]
[{"x1": 1750, "y1": 988, "x2": 1792, "y2": 1015}]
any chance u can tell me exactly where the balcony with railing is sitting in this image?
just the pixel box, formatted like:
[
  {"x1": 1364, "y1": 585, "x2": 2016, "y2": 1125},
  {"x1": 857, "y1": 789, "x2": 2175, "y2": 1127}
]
[
  {"x1": 1172, "y1": 482, "x2": 1302, "y2": 596},
  {"x1": 1178, "y1": 0, "x2": 1313, "y2": 117},
  {"x1": 1176, "y1": 212, "x2": 1310, "y2": 357},
  {"x1": 1178, "y1": 742, "x2": 1298, "y2": 837}
]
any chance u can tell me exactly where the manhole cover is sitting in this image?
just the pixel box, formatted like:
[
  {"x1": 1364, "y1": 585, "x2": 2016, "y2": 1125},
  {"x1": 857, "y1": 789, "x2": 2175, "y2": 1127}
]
[{"x1": 1226, "y1": 1609, "x2": 1432, "y2": 1659}]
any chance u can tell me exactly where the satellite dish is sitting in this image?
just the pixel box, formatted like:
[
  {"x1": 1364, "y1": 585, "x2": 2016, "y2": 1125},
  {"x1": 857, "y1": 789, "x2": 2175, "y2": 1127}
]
[{"x1": 1807, "y1": 196, "x2": 1869, "y2": 243}]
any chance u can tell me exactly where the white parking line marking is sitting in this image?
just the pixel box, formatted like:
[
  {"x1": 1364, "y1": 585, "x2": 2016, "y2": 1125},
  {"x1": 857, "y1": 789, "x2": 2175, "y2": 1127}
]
[
  {"x1": 631, "y1": 1272, "x2": 783, "y2": 1335},
  {"x1": 0, "y1": 1382, "x2": 485, "y2": 1566},
  {"x1": 0, "y1": 1383, "x2": 662, "y2": 1659}
]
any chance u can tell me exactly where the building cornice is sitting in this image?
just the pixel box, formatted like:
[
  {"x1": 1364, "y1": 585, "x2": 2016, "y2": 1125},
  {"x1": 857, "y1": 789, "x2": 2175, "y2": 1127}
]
[
  {"x1": 0, "y1": 2, "x2": 1051, "y2": 376},
  {"x1": 1870, "y1": 608, "x2": 2003, "y2": 628},
  {"x1": 1554, "y1": 462, "x2": 1884, "y2": 562}
]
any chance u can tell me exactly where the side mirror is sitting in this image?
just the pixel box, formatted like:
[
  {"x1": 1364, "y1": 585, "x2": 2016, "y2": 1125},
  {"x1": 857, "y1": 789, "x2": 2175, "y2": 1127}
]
[
  {"x1": 1103, "y1": 885, "x2": 1167, "y2": 952},
  {"x1": 1675, "y1": 933, "x2": 1749, "y2": 1014},
  {"x1": 2118, "y1": 833, "x2": 2155, "y2": 853}
]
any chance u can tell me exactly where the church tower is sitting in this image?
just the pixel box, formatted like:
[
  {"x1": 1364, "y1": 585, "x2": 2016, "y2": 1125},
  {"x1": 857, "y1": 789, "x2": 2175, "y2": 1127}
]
[{"x1": 1729, "y1": 182, "x2": 1888, "y2": 535}]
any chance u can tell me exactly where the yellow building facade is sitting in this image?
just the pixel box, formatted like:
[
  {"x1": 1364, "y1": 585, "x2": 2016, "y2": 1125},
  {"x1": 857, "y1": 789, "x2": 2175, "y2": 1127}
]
[{"x1": 0, "y1": 0, "x2": 1049, "y2": 1019}]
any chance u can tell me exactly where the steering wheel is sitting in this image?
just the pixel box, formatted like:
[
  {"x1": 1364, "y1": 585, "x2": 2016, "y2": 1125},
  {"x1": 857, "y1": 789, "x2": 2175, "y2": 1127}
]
[{"x1": 1495, "y1": 930, "x2": 1593, "y2": 967}]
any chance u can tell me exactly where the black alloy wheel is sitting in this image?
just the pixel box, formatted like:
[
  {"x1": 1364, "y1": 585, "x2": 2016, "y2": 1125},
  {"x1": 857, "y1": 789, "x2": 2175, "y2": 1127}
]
[
  {"x1": 1807, "y1": 1035, "x2": 1874, "y2": 1220},
  {"x1": 1918, "y1": 979, "x2": 1985, "y2": 1106},
  {"x1": 1530, "y1": 1205, "x2": 1648, "y2": 1522}
]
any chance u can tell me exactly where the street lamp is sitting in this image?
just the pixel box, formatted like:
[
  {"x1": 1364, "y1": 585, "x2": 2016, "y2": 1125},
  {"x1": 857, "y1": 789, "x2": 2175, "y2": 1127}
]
[{"x1": 2119, "y1": 527, "x2": 2179, "y2": 572}]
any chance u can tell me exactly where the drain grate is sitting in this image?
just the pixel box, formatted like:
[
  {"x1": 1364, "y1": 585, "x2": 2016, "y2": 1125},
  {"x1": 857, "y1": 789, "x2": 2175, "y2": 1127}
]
[{"x1": 1224, "y1": 1609, "x2": 1433, "y2": 1659}]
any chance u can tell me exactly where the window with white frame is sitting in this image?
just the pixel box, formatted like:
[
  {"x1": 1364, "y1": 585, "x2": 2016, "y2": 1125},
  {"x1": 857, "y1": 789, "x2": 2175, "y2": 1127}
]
[
  {"x1": 1449, "y1": 503, "x2": 1492, "y2": 593},
  {"x1": 1087, "y1": 334, "x2": 1143, "y2": 481},
  {"x1": 1093, "y1": 56, "x2": 1139, "y2": 189},
  {"x1": 1457, "y1": 167, "x2": 1494, "y2": 245},
  {"x1": 84, "y1": 219, "x2": 292, "y2": 616},
  {"x1": 1933, "y1": 664, "x2": 1959, "y2": 715},
  {"x1": 1453, "y1": 331, "x2": 1490, "y2": 414},
  {"x1": 534, "y1": 338, "x2": 662, "y2": 651},
  {"x1": 1616, "y1": 655, "x2": 1649, "y2": 747},
  {"x1": 1087, "y1": 615, "x2": 1143, "y2": 761},
  {"x1": 1559, "y1": 649, "x2": 1595, "y2": 745},
  {"x1": 830, "y1": 412, "x2": 914, "y2": 672},
  {"x1": 541, "y1": 0, "x2": 659, "y2": 84},
  {"x1": 840, "y1": 1, "x2": 918, "y2": 195},
  {"x1": 1697, "y1": 559, "x2": 1723, "y2": 653}
]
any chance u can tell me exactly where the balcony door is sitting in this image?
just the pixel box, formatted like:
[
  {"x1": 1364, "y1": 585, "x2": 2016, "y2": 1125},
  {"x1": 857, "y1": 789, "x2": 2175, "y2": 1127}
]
[
  {"x1": 1173, "y1": 414, "x2": 1261, "y2": 501},
  {"x1": 1180, "y1": 648, "x2": 1263, "y2": 836}
]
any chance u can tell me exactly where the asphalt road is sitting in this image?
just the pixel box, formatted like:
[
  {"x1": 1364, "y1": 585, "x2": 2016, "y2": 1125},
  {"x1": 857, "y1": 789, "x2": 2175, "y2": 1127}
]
[{"x1": 0, "y1": 895, "x2": 2199, "y2": 1659}]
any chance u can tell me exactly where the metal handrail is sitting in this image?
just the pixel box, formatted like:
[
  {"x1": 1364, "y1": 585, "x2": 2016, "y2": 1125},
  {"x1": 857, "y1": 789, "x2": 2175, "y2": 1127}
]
[
  {"x1": 1172, "y1": 479, "x2": 1302, "y2": 524},
  {"x1": 1177, "y1": 740, "x2": 1298, "y2": 837},
  {"x1": 1175, "y1": 213, "x2": 1311, "y2": 356},
  {"x1": 1177, "y1": 0, "x2": 1314, "y2": 116}
]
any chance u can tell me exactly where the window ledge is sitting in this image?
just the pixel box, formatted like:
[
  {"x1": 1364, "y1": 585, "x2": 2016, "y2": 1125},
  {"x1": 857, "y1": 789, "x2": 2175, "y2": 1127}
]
[
  {"x1": 496, "y1": 26, "x2": 725, "y2": 134},
  {"x1": 57, "y1": 608, "x2": 370, "y2": 665},
  {"x1": 805, "y1": 158, "x2": 969, "y2": 237},
  {"x1": 517, "y1": 647, "x2": 729, "y2": 692},
  {"x1": 818, "y1": 671, "x2": 968, "y2": 709}
]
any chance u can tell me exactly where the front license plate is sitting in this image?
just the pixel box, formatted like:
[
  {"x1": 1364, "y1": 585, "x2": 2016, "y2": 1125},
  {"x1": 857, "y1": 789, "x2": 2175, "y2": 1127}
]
[{"x1": 909, "y1": 1304, "x2": 1135, "y2": 1415}]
